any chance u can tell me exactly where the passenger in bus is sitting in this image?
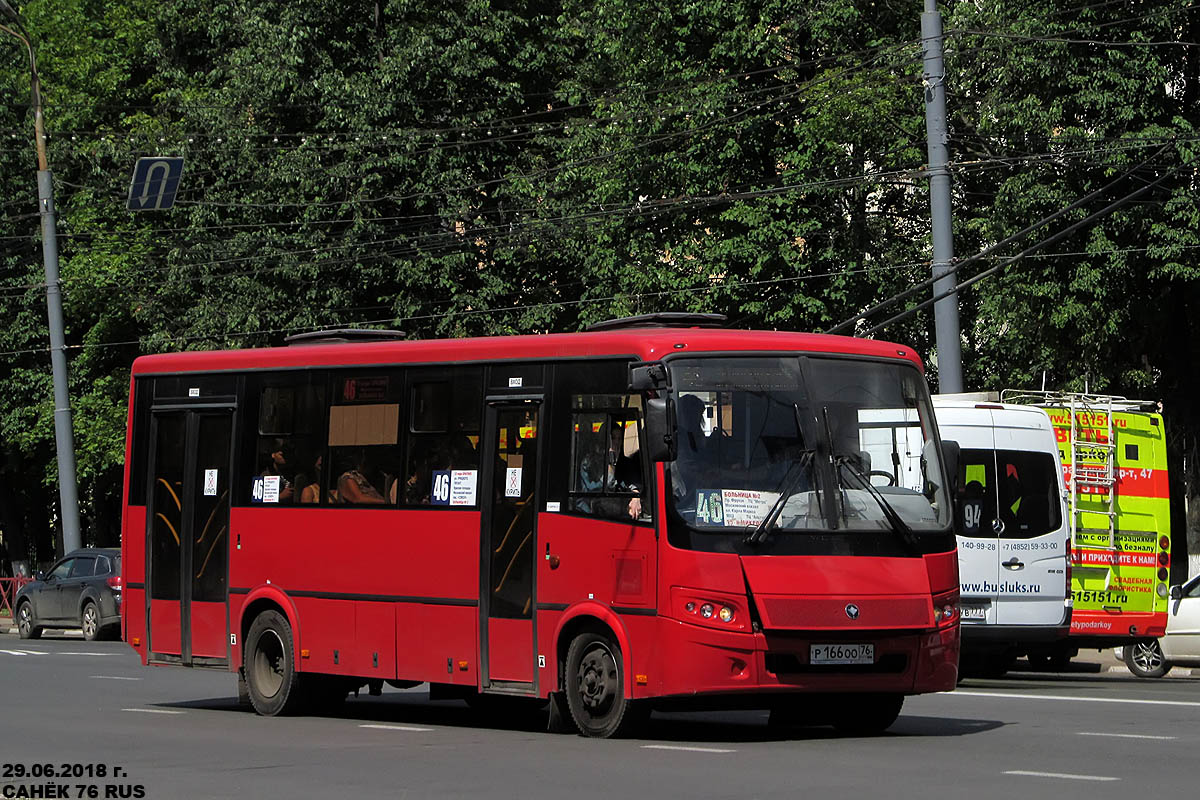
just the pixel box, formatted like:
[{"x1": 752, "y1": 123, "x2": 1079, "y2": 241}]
[
  {"x1": 338, "y1": 450, "x2": 386, "y2": 504},
  {"x1": 260, "y1": 438, "x2": 295, "y2": 503},
  {"x1": 296, "y1": 453, "x2": 323, "y2": 505}
]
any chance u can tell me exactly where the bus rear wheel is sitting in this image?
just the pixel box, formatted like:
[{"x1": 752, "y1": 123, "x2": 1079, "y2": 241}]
[
  {"x1": 564, "y1": 630, "x2": 640, "y2": 738},
  {"x1": 245, "y1": 610, "x2": 304, "y2": 716}
]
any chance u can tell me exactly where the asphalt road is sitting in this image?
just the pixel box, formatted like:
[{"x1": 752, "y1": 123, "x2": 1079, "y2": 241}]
[{"x1": 1, "y1": 631, "x2": 1196, "y2": 800}]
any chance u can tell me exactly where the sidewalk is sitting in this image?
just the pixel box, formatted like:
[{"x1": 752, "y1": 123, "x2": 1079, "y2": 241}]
[
  {"x1": 0, "y1": 612, "x2": 83, "y2": 638},
  {"x1": 1047, "y1": 648, "x2": 1194, "y2": 679}
]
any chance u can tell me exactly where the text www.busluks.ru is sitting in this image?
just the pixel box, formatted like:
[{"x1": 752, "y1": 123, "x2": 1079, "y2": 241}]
[{"x1": 961, "y1": 581, "x2": 1043, "y2": 594}]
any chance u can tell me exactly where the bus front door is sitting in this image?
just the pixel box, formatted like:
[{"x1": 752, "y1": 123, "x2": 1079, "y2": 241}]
[
  {"x1": 146, "y1": 408, "x2": 233, "y2": 666},
  {"x1": 479, "y1": 399, "x2": 542, "y2": 689}
]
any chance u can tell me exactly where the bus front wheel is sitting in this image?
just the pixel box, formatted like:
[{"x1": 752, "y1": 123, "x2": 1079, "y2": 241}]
[
  {"x1": 831, "y1": 694, "x2": 904, "y2": 736},
  {"x1": 245, "y1": 610, "x2": 304, "y2": 716},
  {"x1": 564, "y1": 630, "x2": 641, "y2": 738}
]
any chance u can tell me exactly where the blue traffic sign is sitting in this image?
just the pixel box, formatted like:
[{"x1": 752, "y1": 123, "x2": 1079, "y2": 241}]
[{"x1": 127, "y1": 157, "x2": 184, "y2": 211}]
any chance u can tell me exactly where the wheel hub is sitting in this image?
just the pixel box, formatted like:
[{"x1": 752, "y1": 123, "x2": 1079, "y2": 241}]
[
  {"x1": 577, "y1": 646, "x2": 615, "y2": 711},
  {"x1": 1132, "y1": 642, "x2": 1162, "y2": 670},
  {"x1": 252, "y1": 630, "x2": 286, "y2": 698}
]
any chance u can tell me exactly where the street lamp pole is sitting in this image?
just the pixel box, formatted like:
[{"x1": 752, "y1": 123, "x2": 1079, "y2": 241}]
[{"x1": 1, "y1": 1, "x2": 83, "y2": 554}]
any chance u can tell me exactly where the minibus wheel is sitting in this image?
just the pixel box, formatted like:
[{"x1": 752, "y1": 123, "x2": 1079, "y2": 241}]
[
  {"x1": 245, "y1": 609, "x2": 303, "y2": 715},
  {"x1": 564, "y1": 630, "x2": 641, "y2": 738}
]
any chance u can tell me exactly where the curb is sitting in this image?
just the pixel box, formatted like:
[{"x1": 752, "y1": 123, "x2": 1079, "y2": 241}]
[
  {"x1": 0, "y1": 617, "x2": 84, "y2": 638},
  {"x1": 1106, "y1": 664, "x2": 1193, "y2": 677}
]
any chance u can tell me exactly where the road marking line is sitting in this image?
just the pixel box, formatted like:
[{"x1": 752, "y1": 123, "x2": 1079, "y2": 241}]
[
  {"x1": 641, "y1": 745, "x2": 737, "y2": 753},
  {"x1": 0, "y1": 649, "x2": 48, "y2": 656},
  {"x1": 359, "y1": 724, "x2": 434, "y2": 732},
  {"x1": 58, "y1": 652, "x2": 120, "y2": 657},
  {"x1": 90, "y1": 675, "x2": 143, "y2": 681},
  {"x1": 947, "y1": 690, "x2": 1200, "y2": 708},
  {"x1": 1077, "y1": 732, "x2": 1176, "y2": 740},
  {"x1": 1005, "y1": 771, "x2": 1119, "y2": 782},
  {"x1": 122, "y1": 708, "x2": 185, "y2": 715}
]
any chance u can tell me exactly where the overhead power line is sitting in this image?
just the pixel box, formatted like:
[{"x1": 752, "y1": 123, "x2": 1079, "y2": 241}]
[
  {"x1": 855, "y1": 167, "x2": 1180, "y2": 337},
  {"x1": 825, "y1": 145, "x2": 1175, "y2": 335}
]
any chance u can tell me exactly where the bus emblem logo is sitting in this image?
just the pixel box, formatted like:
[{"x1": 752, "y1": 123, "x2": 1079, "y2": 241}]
[{"x1": 845, "y1": 604, "x2": 860, "y2": 620}]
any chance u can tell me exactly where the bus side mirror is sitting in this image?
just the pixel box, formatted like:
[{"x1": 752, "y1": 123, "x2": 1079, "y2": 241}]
[
  {"x1": 941, "y1": 439, "x2": 961, "y2": 495},
  {"x1": 630, "y1": 362, "x2": 669, "y2": 391},
  {"x1": 644, "y1": 397, "x2": 676, "y2": 462}
]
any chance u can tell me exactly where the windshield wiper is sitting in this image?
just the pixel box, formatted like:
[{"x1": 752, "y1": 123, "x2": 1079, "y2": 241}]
[
  {"x1": 835, "y1": 455, "x2": 921, "y2": 552},
  {"x1": 744, "y1": 450, "x2": 815, "y2": 546},
  {"x1": 745, "y1": 403, "x2": 814, "y2": 546}
]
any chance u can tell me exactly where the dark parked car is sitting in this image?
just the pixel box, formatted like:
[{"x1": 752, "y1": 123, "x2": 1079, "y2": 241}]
[{"x1": 14, "y1": 548, "x2": 121, "y2": 641}]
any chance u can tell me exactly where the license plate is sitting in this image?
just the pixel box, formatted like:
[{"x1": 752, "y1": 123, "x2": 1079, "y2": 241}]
[
  {"x1": 961, "y1": 605, "x2": 987, "y2": 620},
  {"x1": 810, "y1": 643, "x2": 874, "y2": 665}
]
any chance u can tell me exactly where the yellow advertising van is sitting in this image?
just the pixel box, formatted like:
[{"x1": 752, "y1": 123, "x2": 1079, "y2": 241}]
[{"x1": 1004, "y1": 392, "x2": 1171, "y2": 668}]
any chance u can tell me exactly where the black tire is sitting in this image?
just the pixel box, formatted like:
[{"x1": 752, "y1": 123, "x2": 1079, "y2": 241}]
[
  {"x1": 16, "y1": 600, "x2": 41, "y2": 640},
  {"x1": 564, "y1": 630, "x2": 640, "y2": 738},
  {"x1": 830, "y1": 694, "x2": 904, "y2": 736},
  {"x1": 81, "y1": 601, "x2": 101, "y2": 642},
  {"x1": 244, "y1": 610, "x2": 304, "y2": 716},
  {"x1": 1124, "y1": 638, "x2": 1171, "y2": 679}
]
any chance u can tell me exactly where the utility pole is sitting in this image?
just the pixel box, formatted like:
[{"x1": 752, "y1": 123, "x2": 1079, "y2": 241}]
[
  {"x1": 1, "y1": 0, "x2": 83, "y2": 553},
  {"x1": 921, "y1": 0, "x2": 964, "y2": 393}
]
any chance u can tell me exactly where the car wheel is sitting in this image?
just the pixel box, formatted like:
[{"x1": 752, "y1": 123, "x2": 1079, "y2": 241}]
[
  {"x1": 81, "y1": 601, "x2": 100, "y2": 641},
  {"x1": 1123, "y1": 638, "x2": 1171, "y2": 678},
  {"x1": 17, "y1": 601, "x2": 41, "y2": 640},
  {"x1": 564, "y1": 629, "x2": 642, "y2": 738},
  {"x1": 244, "y1": 610, "x2": 304, "y2": 716}
]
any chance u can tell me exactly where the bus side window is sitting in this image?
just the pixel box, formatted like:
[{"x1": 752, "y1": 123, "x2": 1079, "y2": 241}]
[
  {"x1": 326, "y1": 373, "x2": 404, "y2": 506},
  {"x1": 402, "y1": 368, "x2": 482, "y2": 506},
  {"x1": 567, "y1": 395, "x2": 648, "y2": 522},
  {"x1": 248, "y1": 375, "x2": 326, "y2": 506}
]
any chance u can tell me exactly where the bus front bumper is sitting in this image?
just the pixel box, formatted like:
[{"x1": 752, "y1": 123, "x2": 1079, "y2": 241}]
[{"x1": 646, "y1": 616, "x2": 959, "y2": 700}]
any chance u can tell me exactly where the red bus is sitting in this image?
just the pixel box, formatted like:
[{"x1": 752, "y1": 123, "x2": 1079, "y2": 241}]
[{"x1": 120, "y1": 315, "x2": 960, "y2": 737}]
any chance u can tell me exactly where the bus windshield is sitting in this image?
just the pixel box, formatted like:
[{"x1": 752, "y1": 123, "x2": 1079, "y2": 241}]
[{"x1": 666, "y1": 356, "x2": 951, "y2": 540}]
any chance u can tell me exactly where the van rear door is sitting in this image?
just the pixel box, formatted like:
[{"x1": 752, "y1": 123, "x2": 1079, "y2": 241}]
[
  {"x1": 991, "y1": 415, "x2": 1070, "y2": 628},
  {"x1": 936, "y1": 405, "x2": 1000, "y2": 625}
]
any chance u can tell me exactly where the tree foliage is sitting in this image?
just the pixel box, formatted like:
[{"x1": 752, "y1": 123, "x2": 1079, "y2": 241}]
[{"x1": 0, "y1": 0, "x2": 1196, "y2": 564}]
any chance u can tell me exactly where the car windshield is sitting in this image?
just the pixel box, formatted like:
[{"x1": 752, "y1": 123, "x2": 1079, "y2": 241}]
[{"x1": 666, "y1": 355, "x2": 951, "y2": 538}]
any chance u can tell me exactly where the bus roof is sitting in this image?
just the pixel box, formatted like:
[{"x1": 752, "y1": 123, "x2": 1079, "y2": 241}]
[{"x1": 131, "y1": 329, "x2": 924, "y2": 375}]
